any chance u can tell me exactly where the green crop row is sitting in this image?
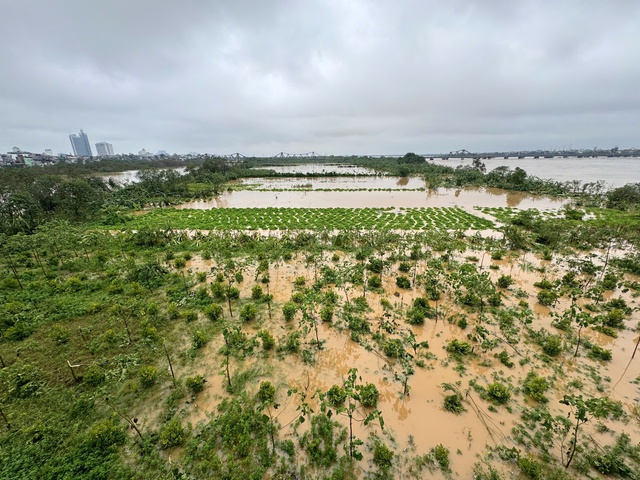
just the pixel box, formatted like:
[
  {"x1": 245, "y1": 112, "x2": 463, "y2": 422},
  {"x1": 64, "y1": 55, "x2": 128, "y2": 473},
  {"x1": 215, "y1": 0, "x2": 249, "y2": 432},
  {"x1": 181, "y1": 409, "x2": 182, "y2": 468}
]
[{"x1": 106, "y1": 207, "x2": 494, "y2": 231}]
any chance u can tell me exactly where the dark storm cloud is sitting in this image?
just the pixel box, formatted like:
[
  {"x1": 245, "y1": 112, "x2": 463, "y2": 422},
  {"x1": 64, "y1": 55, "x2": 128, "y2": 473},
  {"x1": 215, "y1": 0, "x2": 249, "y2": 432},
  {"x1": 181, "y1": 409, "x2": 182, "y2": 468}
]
[{"x1": 1, "y1": 0, "x2": 639, "y2": 155}]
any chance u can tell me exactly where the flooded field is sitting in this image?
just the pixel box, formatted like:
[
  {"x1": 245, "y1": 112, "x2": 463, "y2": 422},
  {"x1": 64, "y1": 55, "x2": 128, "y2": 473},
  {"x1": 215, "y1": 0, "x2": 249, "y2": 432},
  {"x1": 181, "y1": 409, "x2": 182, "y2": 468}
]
[
  {"x1": 177, "y1": 186, "x2": 566, "y2": 210},
  {"x1": 161, "y1": 246, "x2": 640, "y2": 479}
]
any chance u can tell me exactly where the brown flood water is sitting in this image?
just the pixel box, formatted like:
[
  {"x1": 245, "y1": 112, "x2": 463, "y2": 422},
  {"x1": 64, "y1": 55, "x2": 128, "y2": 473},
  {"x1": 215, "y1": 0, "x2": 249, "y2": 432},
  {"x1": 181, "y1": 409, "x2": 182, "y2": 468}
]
[
  {"x1": 167, "y1": 251, "x2": 640, "y2": 478},
  {"x1": 176, "y1": 186, "x2": 566, "y2": 210}
]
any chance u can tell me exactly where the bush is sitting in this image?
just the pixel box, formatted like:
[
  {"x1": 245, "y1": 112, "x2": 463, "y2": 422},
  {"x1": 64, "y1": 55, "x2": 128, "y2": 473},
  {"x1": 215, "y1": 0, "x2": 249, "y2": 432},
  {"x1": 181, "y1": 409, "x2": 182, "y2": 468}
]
[
  {"x1": 159, "y1": 417, "x2": 186, "y2": 449},
  {"x1": 523, "y1": 372, "x2": 548, "y2": 402},
  {"x1": 445, "y1": 339, "x2": 473, "y2": 357},
  {"x1": 326, "y1": 385, "x2": 347, "y2": 407},
  {"x1": 185, "y1": 375, "x2": 206, "y2": 395},
  {"x1": 432, "y1": 444, "x2": 450, "y2": 471},
  {"x1": 88, "y1": 418, "x2": 126, "y2": 449},
  {"x1": 497, "y1": 275, "x2": 515, "y2": 289},
  {"x1": 239, "y1": 303, "x2": 258, "y2": 322},
  {"x1": 139, "y1": 366, "x2": 158, "y2": 388},
  {"x1": 320, "y1": 306, "x2": 334, "y2": 323},
  {"x1": 541, "y1": 335, "x2": 563, "y2": 356},
  {"x1": 487, "y1": 382, "x2": 510, "y2": 404},
  {"x1": 398, "y1": 261, "x2": 412, "y2": 273},
  {"x1": 192, "y1": 330, "x2": 207, "y2": 349},
  {"x1": 444, "y1": 394, "x2": 465, "y2": 413},
  {"x1": 383, "y1": 338, "x2": 405, "y2": 358},
  {"x1": 518, "y1": 455, "x2": 542, "y2": 479},
  {"x1": 588, "y1": 345, "x2": 612, "y2": 361},
  {"x1": 258, "y1": 330, "x2": 275, "y2": 350},
  {"x1": 368, "y1": 275, "x2": 382, "y2": 289},
  {"x1": 84, "y1": 365, "x2": 106, "y2": 387},
  {"x1": 251, "y1": 285, "x2": 263, "y2": 300},
  {"x1": 183, "y1": 310, "x2": 198, "y2": 323},
  {"x1": 396, "y1": 276, "x2": 411, "y2": 289},
  {"x1": 537, "y1": 289, "x2": 558, "y2": 306},
  {"x1": 282, "y1": 302, "x2": 298, "y2": 321},
  {"x1": 203, "y1": 303, "x2": 223, "y2": 322},
  {"x1": 257, "y1": 381, "x2": 276, "y2": 404},
  {"x1": 373, "y1": 442, "x2": 394, "y2": 469},
  {"x1": 357, "y1": 383, "x2": 379, "y2": 407}
]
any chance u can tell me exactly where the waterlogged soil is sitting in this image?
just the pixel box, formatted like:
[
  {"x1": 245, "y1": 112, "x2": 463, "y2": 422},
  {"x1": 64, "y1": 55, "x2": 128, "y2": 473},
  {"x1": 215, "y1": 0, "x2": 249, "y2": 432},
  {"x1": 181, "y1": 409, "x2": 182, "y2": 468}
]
[
  {"x1": 176, "y1": 186, "x2": 566, "y2": 210},
  {"x1": 172, "y1": 249, "x2": 640, "y2": 478}
]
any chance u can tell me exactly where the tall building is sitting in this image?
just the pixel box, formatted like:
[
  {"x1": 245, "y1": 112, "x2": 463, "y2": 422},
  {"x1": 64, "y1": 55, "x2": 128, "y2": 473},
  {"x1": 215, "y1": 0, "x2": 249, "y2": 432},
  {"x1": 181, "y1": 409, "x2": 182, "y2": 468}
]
[
  {"x1": 69, "y1": 129, "x2": 93, "y2": 157},
  {"x1": 95, "y1": 142, "x2": 114, "y2": 156}
]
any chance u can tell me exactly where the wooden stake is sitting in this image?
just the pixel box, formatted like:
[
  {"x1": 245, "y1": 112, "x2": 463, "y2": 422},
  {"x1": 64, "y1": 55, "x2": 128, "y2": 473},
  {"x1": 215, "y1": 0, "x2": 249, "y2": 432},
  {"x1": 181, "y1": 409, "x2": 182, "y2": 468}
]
[
  {"x1": 67, "y1": 360, "x2": 78, "y2": 382},
  {"x1": 163, "y1": 343, "x2": 176, "y2": 388}
]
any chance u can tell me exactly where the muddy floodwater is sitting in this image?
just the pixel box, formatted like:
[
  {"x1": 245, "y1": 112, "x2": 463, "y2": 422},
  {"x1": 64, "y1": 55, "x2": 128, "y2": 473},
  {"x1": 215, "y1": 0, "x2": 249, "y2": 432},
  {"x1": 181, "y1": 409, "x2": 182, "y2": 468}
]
[
  {"x1": 177, "y1": 185, "x2": 566, "y2": 210},
  {"x1": 431, "y1": 156, "x2": 640, "y2": 188},
  {"x1": 152, "y1": 247, "x2": 640, "y2": 479}
]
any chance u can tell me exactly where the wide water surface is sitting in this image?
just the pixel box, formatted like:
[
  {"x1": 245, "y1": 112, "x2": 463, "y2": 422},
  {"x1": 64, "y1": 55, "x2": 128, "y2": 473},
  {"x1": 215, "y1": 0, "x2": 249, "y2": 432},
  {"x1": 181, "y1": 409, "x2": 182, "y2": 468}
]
[
  {"x1": 177, "y1": 186, "x2": 565, "y2": 210},
  {"x1": 430, "y1": 156, "x2": 639, "y2": 188}
]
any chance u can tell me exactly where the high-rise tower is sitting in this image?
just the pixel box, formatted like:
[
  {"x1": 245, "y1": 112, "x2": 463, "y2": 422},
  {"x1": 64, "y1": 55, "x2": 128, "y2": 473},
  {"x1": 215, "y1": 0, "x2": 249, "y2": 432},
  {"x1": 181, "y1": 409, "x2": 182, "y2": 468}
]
[
  {"x1": 69, "y1": 129, "x2": 93, "y2": 157},
  {"x1": 95, "y1": 142, "x2": 114, "y2": 156}
]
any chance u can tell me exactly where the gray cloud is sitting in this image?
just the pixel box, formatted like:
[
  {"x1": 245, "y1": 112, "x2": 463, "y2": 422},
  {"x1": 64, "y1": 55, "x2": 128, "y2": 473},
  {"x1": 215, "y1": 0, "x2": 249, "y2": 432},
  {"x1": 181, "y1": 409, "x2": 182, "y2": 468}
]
[{"x1": 1, "y1": 0, "x2": 639, "y2": 155}]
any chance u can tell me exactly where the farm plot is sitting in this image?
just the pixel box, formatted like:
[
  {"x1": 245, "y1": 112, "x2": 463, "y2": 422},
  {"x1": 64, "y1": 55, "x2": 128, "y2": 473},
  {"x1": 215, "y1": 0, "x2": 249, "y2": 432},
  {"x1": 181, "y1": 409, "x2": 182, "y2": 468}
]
[{"x1": 114, "y1": 207, "x2": 494, "y2": 231}]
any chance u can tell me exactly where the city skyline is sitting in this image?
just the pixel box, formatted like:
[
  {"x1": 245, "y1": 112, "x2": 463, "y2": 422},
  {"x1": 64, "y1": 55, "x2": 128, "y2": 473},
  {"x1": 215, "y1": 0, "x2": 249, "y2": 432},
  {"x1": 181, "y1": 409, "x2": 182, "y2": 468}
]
[
  {"x1": 95, "y1": 141, "x2": 114, "y2": 156},
  {"x1": 69, "y1": 129, "x2": 92, "y2": 157}
]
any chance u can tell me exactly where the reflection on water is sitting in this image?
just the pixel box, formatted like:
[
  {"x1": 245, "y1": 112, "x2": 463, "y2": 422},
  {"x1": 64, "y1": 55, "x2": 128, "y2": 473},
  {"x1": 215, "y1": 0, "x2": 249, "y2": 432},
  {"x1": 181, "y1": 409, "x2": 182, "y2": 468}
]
[
  {"x1": 96, "y1": 167, "x2": 187, "y2": 185},
  {"x1": 241, "y1": 175, "x2": 425, "y2": 189},
  {"x1": 177, "y1": 186, "x2": 566, "y2": 210}
]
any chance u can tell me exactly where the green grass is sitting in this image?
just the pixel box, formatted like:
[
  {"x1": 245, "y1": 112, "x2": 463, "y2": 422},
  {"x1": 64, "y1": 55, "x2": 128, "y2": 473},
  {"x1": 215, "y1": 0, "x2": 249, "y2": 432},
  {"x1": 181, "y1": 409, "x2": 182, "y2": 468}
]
[{"x1": 102, "y1": 207, "x2": 494, "y2": 231}]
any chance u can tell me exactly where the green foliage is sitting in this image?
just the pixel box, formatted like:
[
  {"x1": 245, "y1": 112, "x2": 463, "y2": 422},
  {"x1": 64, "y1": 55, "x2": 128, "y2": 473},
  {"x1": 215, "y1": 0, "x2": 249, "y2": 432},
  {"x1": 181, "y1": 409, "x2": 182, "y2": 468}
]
[
  {"x1": 203, "y1": 303, "x2": 223, "y2": 322},
  {"x1": 487, "y1": 382, "x2": 510, "y2": 404},
  {"x1": 373, "y1": 442, "x2": 394, "y2": 469},
  {"x1": 160, "y1": 416, "x2": 186, "y2": 449},
  {"x1": 185, "y1": 375, "x2": 207, "y2": 395},
  {"x1": 84, "y1": 364, "x2": 106, "y2": 387},
  {"x1": 444, "y1": 394, "x2": 465, "y2": 413},
  {"x1": 541, "y1": 334, "x2": 563, "y2": 356},
  {"x1": 395, "y1": 275, "x2": 411, "y2": 289},
  {"x1": 382, "y1": 338, "x2": 405, "y2": 358},
  {"x1": 2, "y1": 363, "x2": 45, "y2": 399},
  {"x1": 301, "y1": 413, "x2": 342, "y2": 468},
  {"x1": 497, "y1": 275, "x2": 515, "y2": 289},
  {"x1": 326, "y1": 385, "x2": 347, "y2": 407},
  {"x1": 88, "y1": 417, "x2": 126, "y2": 449},
  {"x1": 588, "y1": 344, "x2": 612, "y2": 361},
  {"x1": 368, "y1": 275, "x2": 382, "y2": 289},
  {"x1": 523, "y1": 372, "x2": 548, "y2": 403},
  {"x1": 139, "y1": 365, "x2": 158, "y2": 388},
  {"x1": 518, "y1": 455, "x2": 543, "y2": 479},
  {"x1": 445, "y1": 339, "x2": 473, "y2": 357},
  {"x1": 258, "y1": 330, "x2": 275, "y2": 350},
  {"x1": 256, "y1": 381, "x2": 276, "y2": 404},
  {"x1": 239, "y1": 303, "x2": 259, "y2": 322},
  {"x1": 432, "y1": 444, "x2": 450, "y2": 471},
  {"x1": 192, "y1": 330, "x2": 208, "y2": 349},
  {"x1": 356, "y1": 383, "x2": 379, "y2": 407},
  {"x1": 282, "y1": 301, "x2": 298, "y2": 321},
  {"x1": 320, "y1": 305, "x2": 334, "y2": 323},
  {"x1": 251, "y1": 284, "x2": 264, "y2": 300}
]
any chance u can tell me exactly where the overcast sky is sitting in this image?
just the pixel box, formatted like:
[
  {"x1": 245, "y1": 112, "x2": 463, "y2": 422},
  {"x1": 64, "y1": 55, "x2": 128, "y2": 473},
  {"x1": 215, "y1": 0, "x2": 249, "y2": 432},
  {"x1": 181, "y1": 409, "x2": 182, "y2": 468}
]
[{"x1": 1, "y1": 1, "x2": 639, "y2": 156}]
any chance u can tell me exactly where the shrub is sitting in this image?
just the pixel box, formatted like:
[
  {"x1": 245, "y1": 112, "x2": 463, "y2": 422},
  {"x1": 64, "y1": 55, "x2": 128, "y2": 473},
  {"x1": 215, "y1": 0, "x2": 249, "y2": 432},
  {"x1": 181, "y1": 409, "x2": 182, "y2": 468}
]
[
  {"x1": 210, "y1": 282, "x2": 226, "y2": 301},
  {"x1": 192, "y1": 330, "x2": 207, "y2": 349},
  {"x1": 368, "y1": 275, "x2": 382, "y2": 289},
  {"x1": 139, "y1": 366, "x2": 158, "y2": 388},
  {"x1": 320, "y1": 306, "x2": 334, "y2": 323},
  {"x1": 373, "y1": 442, "x2": 394, "y2": 469},
  {"x1": 367, "y1": 258, "x2": 383, "y2": 273},
  {"x1": 251, "y1": 285, "x2": 263, "y2": 300},
  {"x1": 203, "y1": 303, "x2": 223, "y2": 322},
  {"x1": 432, "y1": 444, "x2": 450, "y2": 471},
  {"x1": 398, "y1": 261, "x2": 412, "y2": 273},
  {"x1": 444, "y1": 394, "x2": 465, "y2": 413},
  {"x1": 88, "y1": 418, "x2": 126, "y2": 449},
  {"x1": 84, "y1": 365, "x2": 106, "y2": 387},
  {"x1": 258, "y1": 330, "x2": 275, "y2": 350},
  {"x1": 326, "y1": 385, "x2": 347, "y2": 407},
  {"x1": 239, "y1": 303, "x2": 259, "y2": 322},
  {"x1": 294, "y1": 276, "x2": 306, "y2": 287},
  {"x1": 487, "y1": 382, "x2": 510, "y2": 404},
  {"x1": 496, "y1": 350, "x2": 514, "y2": 368},
  {"x1": 518, "y1": 455, "x2": 542, "y2": 479},
  {"x1": 183, "y1": 310, "x2": 198, "y2": 323},
  {"x1": 445, "y1": 339, "x2": 473, "y2": 357},
  {"x1": 536, "y1": 289, "x2": 558, "y2": 306},
  {"x1": 282, "y1": 302, "x2": 298, "y2": 321},
  {"x1": 257, "y1": 381, "x2": 276, "y2": 404},
  {"x1": 588, "y1": 345, "x2": 612, "y2": 361},
  {"x1": 497, "y1": 275, "x2": 515, "y2": 289},
  {"x1": 159, "y1": 417, "x2": 186, "y2": 449},
  {"x1": 523, "y1": 372, "x2": 548, "y2": 402},
  {"x1": 185, "y1": 375, "x2": 206, "y2": 395},
  {"x1": 383, "y1": 338, "x2": 405, "y2": 358},
  {"x1": 357, "y1": 383, "x2": 379, "y2": 407},
  {"x1": 396, "y1": 276, "x2": 411, "y2": 289},
  {"x1": 541, "y1": 335, "x2": 563, "y2": 356}
]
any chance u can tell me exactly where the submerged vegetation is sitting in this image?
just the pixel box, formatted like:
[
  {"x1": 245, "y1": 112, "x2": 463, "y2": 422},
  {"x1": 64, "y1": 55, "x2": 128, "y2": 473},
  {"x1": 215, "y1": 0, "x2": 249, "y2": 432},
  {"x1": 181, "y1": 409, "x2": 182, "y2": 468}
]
[{"x1": 0, "y1": 156, "x2": 639, "y2": 478}]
